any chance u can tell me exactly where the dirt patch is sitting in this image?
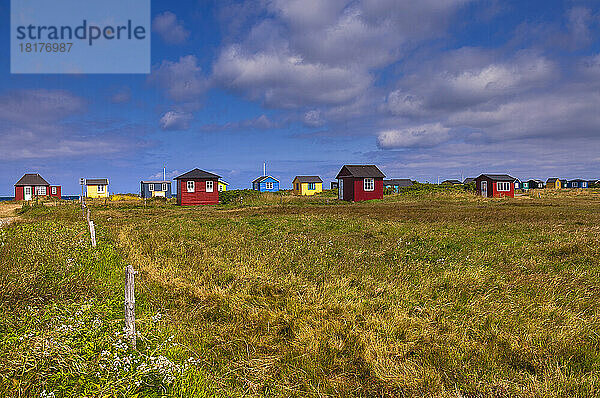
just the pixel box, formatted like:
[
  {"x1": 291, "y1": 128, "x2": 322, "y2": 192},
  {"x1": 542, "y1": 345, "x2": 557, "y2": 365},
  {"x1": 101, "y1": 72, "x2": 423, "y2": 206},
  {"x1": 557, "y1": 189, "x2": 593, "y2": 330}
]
[{"x1": 0, "y1": 202, "x2": 21, "y2": 226}]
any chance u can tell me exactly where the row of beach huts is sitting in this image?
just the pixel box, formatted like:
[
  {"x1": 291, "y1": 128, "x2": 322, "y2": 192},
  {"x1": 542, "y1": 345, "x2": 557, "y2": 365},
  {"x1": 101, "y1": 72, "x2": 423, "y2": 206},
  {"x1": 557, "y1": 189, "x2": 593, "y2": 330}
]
[{"x1": 12, "y1": 166, "x2": 598, "y2": 206}]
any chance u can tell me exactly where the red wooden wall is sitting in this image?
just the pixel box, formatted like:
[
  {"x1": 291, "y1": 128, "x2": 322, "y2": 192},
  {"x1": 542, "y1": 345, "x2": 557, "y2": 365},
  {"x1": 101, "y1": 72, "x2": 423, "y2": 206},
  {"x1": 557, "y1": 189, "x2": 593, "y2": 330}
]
[
  {"x1": 177, "y1": 178, "x2": 219, "y2": 205},
  {"x1": 352, "y1": 178, "x2": 383, "y2": 201}
]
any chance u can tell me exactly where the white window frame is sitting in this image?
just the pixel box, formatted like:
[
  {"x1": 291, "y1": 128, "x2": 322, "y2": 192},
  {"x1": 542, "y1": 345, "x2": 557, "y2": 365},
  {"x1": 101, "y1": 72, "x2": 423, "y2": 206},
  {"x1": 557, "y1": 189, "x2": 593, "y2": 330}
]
[
  {"x1": 308, "y1": 182, "x2": 315, "y2": 190},
  {"x1": 187, "y1": 181, "x2": 195, "y2": 192},
  {"x1": 97, "y1": 185, "x2": 106, "y2": 193},
  {"x1": 218, "y1": 183, "x2": 224, "y2": 192},
  {"x1": 162, "y1": 183, "x2": 167, "y2": 191},
  {"x1": 583, "y1": 182, "x2": 587, "y2": 188},
  {"x1": 149, "y1": 183, "x2": 154, "y2": 191},
  {"x1": 51, "y1": 186, "x2": 57, "y2": 195},
  {"x1": 497, "y1": 182, "x2": 510, "y2": 191},
  {"x1": 206, "y1": 180, "x2": 214, "y2": 193},
  {"x1": 35, "y1": 186, "x2": 47, "y2": 195},
  {"x1": 364, "y1": 178, "x2": 374, "y2": 191},
  {"x1": 265, "y1": 182, "x2": 273, "y2": 190}
]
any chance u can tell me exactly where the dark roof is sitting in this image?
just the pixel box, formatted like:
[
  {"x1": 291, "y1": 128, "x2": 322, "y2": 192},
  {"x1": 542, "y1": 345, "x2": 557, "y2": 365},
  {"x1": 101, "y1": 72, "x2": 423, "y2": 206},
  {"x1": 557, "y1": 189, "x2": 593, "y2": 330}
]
[
  {"x1": 15, "y1": 173, "x2": 50, "y2": 186},
  {"x1": 252, "y1": 175, "x2": 279, "y2": 183},
  {"x1": 174, "y1": 168, "x2": 221, "y2": 180},
  {"x1": 546, "y1": 178, "x2": 560, "y2": 183},
  {"x1": 384, "y1": 179, "x2": 413, "y2": 187},
  {"x1": 293, "y1": 176, "x2": 323, "y2": 183},
  {"x1": 463, "y1": 178, "x2": 475, "y2": 184},
  {"x1": 336, "y1": 165, "x2": 385, "y2": 179},
  {"x1": 442, "y1": 179, "x2": 462, "y2": 184},
  {"x1": 477, "y1": 174, "x2": 516, "y2": 182},
  {"x1": 569, "y1": 179, "x2": 588, "y2": 182},
  {"x1": 86, "y1": 178, "x2": 109, "y2": 185},
  {"x1": 141, "y1": 180, "x2": 170, "y2": 184}
]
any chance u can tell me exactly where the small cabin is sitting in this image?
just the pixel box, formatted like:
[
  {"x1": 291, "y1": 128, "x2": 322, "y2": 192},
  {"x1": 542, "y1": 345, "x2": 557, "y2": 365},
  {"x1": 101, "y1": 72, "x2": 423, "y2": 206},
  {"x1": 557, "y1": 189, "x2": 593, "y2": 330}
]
[
  {"x1": 14, "y1": 173, "x2": 61, "y2": 201},
  {"x1": 140, "y1": 181, "x2": 172, "y2": 198},
  {"x1": 526, "y1": 179, "x2": 544, "y2": 189},
  {"x1": 292, "y1": 176, "x2": 323, "y2": 195},
  {"x1": 514, "y1": 179, "x2": 522, "y2": 190},
  {"x1": 174, "y1": 169, "x2": 220, "y2": 206},
  {"x1": 86, "y1": 179, "x2": 109, "y2": 198},
  {"x1": 252, "y1": 176, "x2": 279, "y2": 192},
  {"x1": 383, "y1": 179, "x2": 413, "y2": 192},
  {"x1": 218, "y1": 180, "x2": 229, "y2": 192},
  {"x1": 475, "y1": 174, "x2": 516, "y2": 198},
  {"x1": 566, "y1": 179, "x2": 588, "y2": 189},
  {"x1": 546, "y1": 178, "x2": 562, "y2": 189},
  {"x1": 336, "y1": 165, "x2": 385, "y2": 202}
]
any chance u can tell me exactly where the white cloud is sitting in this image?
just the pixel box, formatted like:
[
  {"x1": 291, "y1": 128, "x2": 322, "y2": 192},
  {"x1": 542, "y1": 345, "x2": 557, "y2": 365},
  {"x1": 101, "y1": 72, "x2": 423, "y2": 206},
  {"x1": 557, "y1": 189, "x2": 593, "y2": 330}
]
[
  {"x1": 152, "y1": 12, "x2": 190, "y2": 44},
  {"x1": 0, "y1": 89, "x2": 85, "y2": 124},
  {"x1": 201, "y1": 114, "x2": 284, "y2": 131},
  {"x1": 159, "y1": 111, "x2": 193, "y2": 131},
  {"x1": 377, "y1": 123, "x2": 450, "y2": 148},
  {"x1": 448, "y1": 90, "x2": 600, "y2": 140},
  {"x1": 110, "y1": 87, "x2": 131, "y2": 104},
  {"x1": 213, "y1": 46, "x2": 371, "y2": 108},
  {"x1": 148, "y1": 56, "x2": 207, "y2": 102},
  {"x1": 303, "y1": 110, "x2": 324, "y2": 127},
  {"x1": 213, "y1": 0, "x2": 474, "y2": 111}
]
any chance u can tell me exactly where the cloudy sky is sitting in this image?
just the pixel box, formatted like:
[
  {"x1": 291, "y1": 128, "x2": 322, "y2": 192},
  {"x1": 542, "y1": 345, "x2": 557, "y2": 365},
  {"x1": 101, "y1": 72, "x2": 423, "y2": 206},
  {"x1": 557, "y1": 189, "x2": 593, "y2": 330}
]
[{"x1": 1, "y1": 0, "x2": 600, "y2": 194}]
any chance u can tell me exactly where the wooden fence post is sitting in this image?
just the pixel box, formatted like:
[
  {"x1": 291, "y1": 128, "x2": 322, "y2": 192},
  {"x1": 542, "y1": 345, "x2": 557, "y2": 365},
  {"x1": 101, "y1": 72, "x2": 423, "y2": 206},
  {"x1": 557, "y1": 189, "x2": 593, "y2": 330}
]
[
  {"x1": 86, "y1": 208, "x2": 90, "y2": 225},
  {"x1": 89, "y1": 221, "x2": 96, "y2": 247},
  {"x1": 124, "y1": 264, "x2": 136, "y2": 349}
]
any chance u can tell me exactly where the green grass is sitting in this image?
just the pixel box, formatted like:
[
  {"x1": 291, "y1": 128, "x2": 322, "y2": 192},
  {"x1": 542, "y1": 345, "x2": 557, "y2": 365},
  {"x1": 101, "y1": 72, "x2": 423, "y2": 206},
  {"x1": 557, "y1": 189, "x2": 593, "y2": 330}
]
[{"x1": 2, "y1": 189, "x2": 600, "y2": 396}]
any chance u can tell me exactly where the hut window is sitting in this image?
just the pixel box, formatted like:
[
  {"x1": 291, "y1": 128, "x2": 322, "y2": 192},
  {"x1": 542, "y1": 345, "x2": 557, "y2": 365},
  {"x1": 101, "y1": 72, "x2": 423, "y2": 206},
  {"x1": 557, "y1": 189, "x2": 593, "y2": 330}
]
[
  {"x1": 265, "y1": 182, "x2": 273, "y2": 190},
  {"x1": 497, "y1": 182, "x2": 510, "y2": 191},
  {"x1": 295, "y1": 183, "x2": 299, "y2": 190},
  {"x1": 218, "y1": 183, "x2": 224, "y2": 192},
  {"x1": 206, "y1": 181, "x2": 214, "y2": 192},
  {"x1": 97, "y1": 185, "x2": 105, "y2": 193},
  {"x1": 308, "y1": 183, "x2": 315, "y2": 190},
  {"x1": 187, "y1": 181, "x2": 195, "y2": 192},
  {"x1": 162, "y1": 183, "x2": 167, "y2": 191},
  {"x1": 364, "y1": 178, "x2": 374, "y2": 191},
  {"x1": 51, "y1": 186, "x2": 57, "y2": 195},
  {"x1": 149, "y1": 184, "x2": 154, "y2": 191},
  {"x1": 35, "y1": 186, "x2": 47, "y2": 195}
]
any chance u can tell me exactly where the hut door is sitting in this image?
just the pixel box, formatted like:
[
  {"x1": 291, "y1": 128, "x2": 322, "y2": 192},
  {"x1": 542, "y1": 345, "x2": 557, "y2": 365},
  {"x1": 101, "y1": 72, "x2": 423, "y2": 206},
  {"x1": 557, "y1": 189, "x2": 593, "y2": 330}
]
[
  {"x1": 338, "y1": 179, "x2": 343, "y2": 200},
  {"x1": 481, "y1": 181, "x2": 487, "y2": 197},
  {"x1": 24, "y1": 186, "x2": 32, "y2": 201}
]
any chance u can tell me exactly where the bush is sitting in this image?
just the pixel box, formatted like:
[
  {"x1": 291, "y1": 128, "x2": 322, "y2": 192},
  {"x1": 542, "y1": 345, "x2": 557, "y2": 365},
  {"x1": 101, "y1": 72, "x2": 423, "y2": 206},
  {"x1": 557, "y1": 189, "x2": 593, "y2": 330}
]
[{"x1": 219, "y1": 189, "x2": 261, "y2": 205}]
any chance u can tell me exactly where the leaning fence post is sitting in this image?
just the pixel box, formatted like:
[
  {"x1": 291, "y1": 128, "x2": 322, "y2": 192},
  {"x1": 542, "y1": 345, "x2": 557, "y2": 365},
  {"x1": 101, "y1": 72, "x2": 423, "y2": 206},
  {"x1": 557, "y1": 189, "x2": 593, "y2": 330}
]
[
  {"x1": 124, "y1": 264, "x2": 137, "y2": 349},
  {"x1": 89, "y1": 221, "x2": 96, "y2": 247}
]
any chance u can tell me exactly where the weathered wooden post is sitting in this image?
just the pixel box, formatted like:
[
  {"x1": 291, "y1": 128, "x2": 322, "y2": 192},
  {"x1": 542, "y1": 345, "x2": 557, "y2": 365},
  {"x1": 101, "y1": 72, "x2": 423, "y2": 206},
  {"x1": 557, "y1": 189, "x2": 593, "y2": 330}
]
[
  {"x1": 124, "y1": 264, "x2": 137, "y2": 349},
  {"x1": 89, "y1": 221, "x2": 96, "y2": 247},
  {"x1": 86, "y1": 208, "x2": 90, "y2": 225}
]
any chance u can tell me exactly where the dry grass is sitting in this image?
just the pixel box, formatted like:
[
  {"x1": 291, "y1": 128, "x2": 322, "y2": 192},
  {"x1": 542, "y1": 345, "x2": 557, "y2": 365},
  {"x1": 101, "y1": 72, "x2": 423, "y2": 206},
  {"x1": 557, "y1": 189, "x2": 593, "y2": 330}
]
[{"x1": 2, "y1": 189, "x2": 600, "y2": 397}]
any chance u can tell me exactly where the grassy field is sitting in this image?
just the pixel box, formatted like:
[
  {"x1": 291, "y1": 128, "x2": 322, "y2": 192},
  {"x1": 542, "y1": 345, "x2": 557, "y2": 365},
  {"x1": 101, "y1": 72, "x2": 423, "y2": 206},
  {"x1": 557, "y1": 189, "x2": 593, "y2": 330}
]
[{"x1": 1, "y1": 189, "x2": 600, "y2": 397}]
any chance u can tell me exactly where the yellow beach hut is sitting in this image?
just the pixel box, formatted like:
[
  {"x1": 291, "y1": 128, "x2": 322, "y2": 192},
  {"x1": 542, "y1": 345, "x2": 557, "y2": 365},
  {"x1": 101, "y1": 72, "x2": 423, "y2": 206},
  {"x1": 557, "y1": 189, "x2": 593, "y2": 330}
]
[
  {"x1": 86, "y1": 178, "x2": 109, "y2": 198},
  {"x1": 546, "y1": 178, "x2": 562, "y2": 189},
  {"x1": 218, "y1": 180, "x2": 229, "y2": 192},
  {"x1": 292, "y1": 176, "x2": 323, "y2": 195}
]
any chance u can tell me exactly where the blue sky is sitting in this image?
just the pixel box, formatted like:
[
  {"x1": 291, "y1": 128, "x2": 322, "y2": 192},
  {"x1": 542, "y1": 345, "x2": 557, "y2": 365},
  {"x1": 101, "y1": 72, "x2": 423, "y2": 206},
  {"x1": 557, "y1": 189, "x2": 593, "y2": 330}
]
[{"x1": 1, "y1": 0, "x2": 600, "y2": 195}]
